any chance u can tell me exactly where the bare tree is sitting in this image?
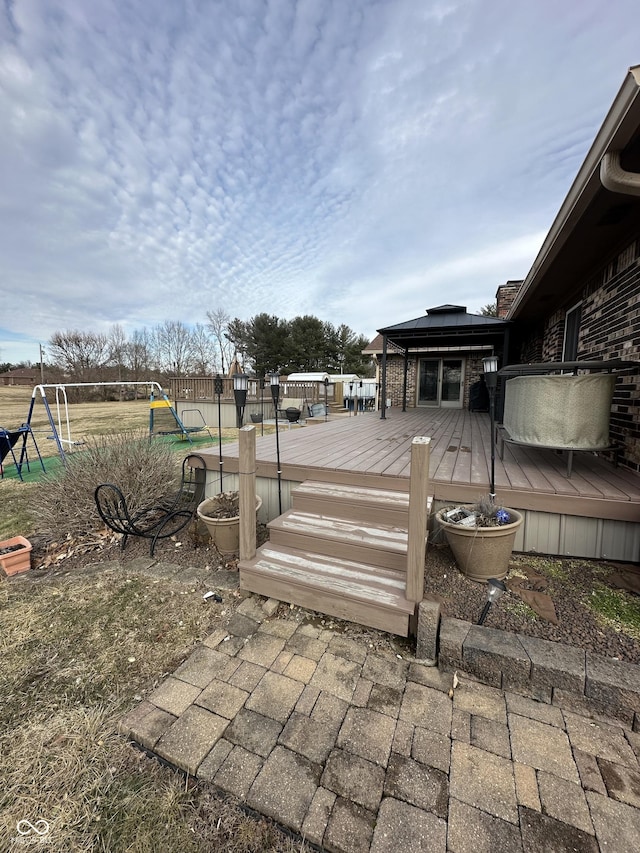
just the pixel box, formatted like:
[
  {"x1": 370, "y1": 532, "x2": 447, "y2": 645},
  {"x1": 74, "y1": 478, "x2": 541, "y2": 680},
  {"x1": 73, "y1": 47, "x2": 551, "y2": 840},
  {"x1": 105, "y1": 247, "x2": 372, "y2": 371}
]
[
  {"x1": 191, "y1": 323, "x2": 216, "y2": 374},
  {"x1": 206, "y1": 308, "x2": 233, "y2": 374},
  {"x1": 49, "y1": 330, "x2": 109, "y2": 383},
  {"x1": 151, "y1": 320, "x2": 195, "y2": 376}
]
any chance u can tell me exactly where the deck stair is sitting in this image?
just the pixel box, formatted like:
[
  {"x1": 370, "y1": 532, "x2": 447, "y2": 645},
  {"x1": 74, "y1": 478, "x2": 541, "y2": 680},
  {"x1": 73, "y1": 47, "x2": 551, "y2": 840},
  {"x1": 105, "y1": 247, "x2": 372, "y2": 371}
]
[{"x1": 239, "y1": 480, "x2": 432, "y2": 637}]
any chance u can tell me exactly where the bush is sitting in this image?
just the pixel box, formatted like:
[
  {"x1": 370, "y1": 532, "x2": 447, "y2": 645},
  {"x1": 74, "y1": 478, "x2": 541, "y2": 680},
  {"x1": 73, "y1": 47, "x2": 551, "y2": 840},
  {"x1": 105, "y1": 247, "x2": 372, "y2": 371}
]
[{"x1": 32, "y1": 432, "x2": 181, "y2": 540}]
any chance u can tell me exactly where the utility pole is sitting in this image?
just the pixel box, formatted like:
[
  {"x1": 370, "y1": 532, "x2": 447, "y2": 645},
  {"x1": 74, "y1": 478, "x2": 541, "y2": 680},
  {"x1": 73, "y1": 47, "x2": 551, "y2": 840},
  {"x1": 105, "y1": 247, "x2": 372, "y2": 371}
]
[{"x1": 39, "y1": 344, "x2": 45, "y2": 384}]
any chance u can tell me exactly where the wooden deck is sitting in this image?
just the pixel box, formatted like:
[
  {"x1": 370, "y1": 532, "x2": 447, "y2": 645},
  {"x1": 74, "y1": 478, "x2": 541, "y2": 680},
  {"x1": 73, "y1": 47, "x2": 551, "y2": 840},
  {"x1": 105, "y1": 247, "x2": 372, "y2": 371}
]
[{"x1": 197, "y1": 409, "x2": 640, "y2": 525}]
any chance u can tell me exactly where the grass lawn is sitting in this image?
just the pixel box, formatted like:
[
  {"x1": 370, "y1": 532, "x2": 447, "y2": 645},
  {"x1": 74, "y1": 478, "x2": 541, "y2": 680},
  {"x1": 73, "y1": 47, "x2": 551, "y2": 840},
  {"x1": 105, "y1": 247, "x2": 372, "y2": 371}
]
[{"x1": 0, "y1": 387, "x2": 307, "y2": 852}]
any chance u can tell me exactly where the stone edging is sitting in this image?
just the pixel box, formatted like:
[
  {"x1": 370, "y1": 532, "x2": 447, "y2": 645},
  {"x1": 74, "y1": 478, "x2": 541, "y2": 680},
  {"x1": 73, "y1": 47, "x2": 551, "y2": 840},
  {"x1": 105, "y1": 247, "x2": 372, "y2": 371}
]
[{"x1": 416, "y1": 600, "x2": 640, "y2": 732}]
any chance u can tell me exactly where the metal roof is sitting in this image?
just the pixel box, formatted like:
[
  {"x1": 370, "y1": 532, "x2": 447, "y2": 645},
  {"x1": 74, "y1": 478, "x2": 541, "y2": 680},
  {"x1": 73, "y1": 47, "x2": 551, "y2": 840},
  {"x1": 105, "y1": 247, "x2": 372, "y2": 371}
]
[{"x1": 377, "y1": 305, "x2": 508, "y2": 349}]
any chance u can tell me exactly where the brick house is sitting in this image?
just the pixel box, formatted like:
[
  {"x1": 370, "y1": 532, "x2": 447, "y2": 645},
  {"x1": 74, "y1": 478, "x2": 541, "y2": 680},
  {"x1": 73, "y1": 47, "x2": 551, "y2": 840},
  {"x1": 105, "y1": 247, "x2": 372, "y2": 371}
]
[
  {"x1": 506, "y1": 65, "x2": 640, "y2": 472},
  {"x1": 371, "y1": 66, "x2": 640, "y2": 472},
  {"x1": 367, "y1": 306, "x2": 510, "y2": 411},
  {"x1": 0, "y1": 367, "x2": 39, "y2": 386}
]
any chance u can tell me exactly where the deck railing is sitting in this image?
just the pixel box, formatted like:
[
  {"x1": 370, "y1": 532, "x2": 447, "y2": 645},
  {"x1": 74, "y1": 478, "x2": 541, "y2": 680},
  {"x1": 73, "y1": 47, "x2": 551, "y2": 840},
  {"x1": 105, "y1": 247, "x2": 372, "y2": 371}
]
[{"x1": 168, "y1": 377, "x2": 336, "y2": 405}]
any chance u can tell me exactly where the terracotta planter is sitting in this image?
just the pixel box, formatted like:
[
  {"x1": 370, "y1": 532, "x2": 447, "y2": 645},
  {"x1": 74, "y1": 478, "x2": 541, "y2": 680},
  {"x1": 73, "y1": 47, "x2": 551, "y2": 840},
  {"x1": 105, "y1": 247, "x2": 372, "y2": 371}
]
[
  {"x1": 197, "y1": 494, "x2": 262, "y2": 555},
  {"x1": 435, "y1": 507, "x2": 523, "y2": 583},
  {"x1": 0, "y1": 535, "x2": 32, "y2": 576}
]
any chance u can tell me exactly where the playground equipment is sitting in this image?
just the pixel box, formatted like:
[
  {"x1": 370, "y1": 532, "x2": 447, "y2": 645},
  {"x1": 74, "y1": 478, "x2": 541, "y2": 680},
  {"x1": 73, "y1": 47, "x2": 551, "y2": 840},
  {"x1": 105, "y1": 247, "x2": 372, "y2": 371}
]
[
  {"x1": 24, "y1": 382, "x2": 166, "y2": 463},
  {"x1": 0, "y1": 424, "x2": 46, "y2": 481},
  {"x1": 149, "y1": 391, "x2": 214, "y2": 443},
  {"x1": 2, "y1": 382, "x2": 216, "y2": 475}
]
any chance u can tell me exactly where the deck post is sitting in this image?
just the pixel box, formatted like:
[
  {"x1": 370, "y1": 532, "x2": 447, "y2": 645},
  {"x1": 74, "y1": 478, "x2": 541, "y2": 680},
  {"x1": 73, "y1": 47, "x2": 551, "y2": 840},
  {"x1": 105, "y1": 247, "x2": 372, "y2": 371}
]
[
  {"x1": 406, "y1": 436, "x2": 431, "y2": 603},
  {"x1": 239, "y1": 425, "x2": 257, "y2": 562}
]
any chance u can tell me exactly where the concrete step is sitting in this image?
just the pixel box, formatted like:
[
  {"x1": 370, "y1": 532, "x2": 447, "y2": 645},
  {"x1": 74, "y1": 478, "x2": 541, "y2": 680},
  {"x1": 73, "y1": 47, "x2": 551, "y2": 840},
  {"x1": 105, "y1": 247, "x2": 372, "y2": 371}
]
[
  {"x1": 292, "y1": 480, "x2": 411, "y2": 527},
  {"x1": 239, "y1": 544, "x2": 415, "y2": 636},
  {"x1": 268, "y1": 509, "x2": 412, "y2": 573}
]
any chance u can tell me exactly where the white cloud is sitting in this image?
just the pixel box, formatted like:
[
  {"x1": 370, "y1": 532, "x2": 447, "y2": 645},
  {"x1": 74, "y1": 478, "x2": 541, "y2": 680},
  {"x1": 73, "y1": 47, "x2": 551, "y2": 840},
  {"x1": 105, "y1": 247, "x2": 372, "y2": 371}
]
[{"x1": 0, "y1": 0, "x2": 638, "y2": 363}]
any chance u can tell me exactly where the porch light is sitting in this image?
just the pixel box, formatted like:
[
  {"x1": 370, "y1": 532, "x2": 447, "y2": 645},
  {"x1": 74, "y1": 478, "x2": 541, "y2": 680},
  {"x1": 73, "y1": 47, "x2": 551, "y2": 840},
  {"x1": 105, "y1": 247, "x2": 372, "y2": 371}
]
[
  {"x1": 233, "y1": 373, "x2": 248, "y2": 428},
  {"x1": 482, "y1": 355, "x2": 499, "y2": 501},
  {"x1": 477, "y1": 578, "x2": 507, "y2": 625},
  {"x1": 270, "y1": 373, "x2": 282, "y2": 514}
]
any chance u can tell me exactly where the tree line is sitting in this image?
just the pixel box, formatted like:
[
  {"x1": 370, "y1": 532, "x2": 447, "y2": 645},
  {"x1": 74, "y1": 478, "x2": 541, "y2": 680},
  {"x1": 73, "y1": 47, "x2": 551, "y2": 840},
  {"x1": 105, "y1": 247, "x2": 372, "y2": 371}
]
[{"x1": 23, "y1": 311, "x2": 373, "y2": 387}]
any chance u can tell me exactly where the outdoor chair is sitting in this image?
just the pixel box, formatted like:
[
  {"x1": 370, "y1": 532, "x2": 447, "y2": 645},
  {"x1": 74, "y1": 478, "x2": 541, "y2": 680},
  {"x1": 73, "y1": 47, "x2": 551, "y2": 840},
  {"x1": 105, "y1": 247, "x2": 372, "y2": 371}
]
[
  {"x1": 94, "y1": 454, "x2": 206, "y2": 556},
  {"x1": 308, "y1": 402, "x2": 327, "y2": 418}
]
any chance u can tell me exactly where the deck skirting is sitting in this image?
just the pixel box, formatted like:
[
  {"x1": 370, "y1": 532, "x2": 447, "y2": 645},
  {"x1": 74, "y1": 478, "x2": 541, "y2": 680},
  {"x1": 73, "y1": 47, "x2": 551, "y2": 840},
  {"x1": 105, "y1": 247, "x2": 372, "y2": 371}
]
[{"x1": 206, "y1": 473, "x2": 639, "y2": 562}]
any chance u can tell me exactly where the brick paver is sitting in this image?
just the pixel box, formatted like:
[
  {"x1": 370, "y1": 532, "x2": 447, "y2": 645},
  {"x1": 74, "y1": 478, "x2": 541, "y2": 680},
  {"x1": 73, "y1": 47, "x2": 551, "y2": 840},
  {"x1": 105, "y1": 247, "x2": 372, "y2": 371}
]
[{"x1": 119, "y1": 599, "x2": 640, "y2": 851}]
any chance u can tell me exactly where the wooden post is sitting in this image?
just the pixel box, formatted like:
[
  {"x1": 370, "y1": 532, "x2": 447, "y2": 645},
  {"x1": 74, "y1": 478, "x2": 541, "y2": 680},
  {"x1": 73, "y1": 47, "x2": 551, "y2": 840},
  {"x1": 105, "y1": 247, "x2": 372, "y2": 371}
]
[
  {"x1": 239, "y1": 425, "x2": 257, "y2": 562},
  {"x1": 406, "y1": 436, "x2": 431, "y2": 603}
]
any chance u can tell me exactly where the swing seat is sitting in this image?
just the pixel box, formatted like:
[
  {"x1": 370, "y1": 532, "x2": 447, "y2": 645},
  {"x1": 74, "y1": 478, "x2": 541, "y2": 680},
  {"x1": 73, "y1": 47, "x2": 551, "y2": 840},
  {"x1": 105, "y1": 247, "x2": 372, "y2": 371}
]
[{"x1": 94, "y1": 454, "x2": 206, "y2": 556}]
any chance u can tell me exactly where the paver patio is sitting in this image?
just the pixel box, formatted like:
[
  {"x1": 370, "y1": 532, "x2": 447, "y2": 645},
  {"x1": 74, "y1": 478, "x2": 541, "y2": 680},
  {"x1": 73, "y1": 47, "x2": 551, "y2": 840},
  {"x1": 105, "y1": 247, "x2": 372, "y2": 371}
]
[{"x1": 119, "y1": 593, "x2": 640, "y2": 852}]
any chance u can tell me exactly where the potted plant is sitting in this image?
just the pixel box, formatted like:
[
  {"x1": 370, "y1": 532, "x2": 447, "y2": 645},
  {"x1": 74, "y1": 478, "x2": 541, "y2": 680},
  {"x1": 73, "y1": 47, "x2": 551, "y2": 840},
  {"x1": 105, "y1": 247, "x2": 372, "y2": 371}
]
[
  {"x1": 196, "y1": 491, "x2": 262, "y2": 556},
  {"x1": 435, "y1": 495, "x2": 523, "y2": 583},
  {"x1": 0, "y1": 535, "x2": 33, "y2": 576}
]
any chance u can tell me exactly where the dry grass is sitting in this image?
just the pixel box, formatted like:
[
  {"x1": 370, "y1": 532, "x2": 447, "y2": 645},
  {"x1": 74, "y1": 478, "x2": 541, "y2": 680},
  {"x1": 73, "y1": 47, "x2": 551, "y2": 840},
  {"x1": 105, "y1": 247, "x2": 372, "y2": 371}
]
[
  {"x1": 1, "y1": 386, "x2": 151, "y2": 460},
  {"x1": 0, "y1": 390, "x2": 311, "y2": 851},
  {"x1": 0, "y1": 569, "x2": 311, "y2": 852}
]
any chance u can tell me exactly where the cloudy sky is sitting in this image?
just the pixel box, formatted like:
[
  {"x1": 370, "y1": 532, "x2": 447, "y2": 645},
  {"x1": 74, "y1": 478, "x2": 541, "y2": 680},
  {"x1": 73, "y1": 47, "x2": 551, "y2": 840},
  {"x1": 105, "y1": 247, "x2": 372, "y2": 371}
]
[{"x1": 1, "y1": 0, "x2": 638, "y2": 365}]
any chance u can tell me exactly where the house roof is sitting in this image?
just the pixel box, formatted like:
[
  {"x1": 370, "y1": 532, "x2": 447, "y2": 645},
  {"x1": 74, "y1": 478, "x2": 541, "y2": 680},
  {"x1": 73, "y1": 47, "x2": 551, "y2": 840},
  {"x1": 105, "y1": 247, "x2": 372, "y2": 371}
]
[
  {"x1": 377, "y1": 304, "x2": 508, "y2": 350},
  {"x1": 509, "y1": 65, "x2": 640, "y2": 322},
  {"x1": 0, "y1": 367, "x2": 38, "y2": 378}
]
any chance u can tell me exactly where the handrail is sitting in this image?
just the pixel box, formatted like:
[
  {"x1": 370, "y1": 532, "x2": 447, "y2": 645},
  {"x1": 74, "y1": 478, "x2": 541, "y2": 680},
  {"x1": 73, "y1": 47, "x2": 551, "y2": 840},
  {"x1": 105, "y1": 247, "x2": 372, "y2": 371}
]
[{"x1": 406, "y1": 436, "x2": 431, "y2": 603}]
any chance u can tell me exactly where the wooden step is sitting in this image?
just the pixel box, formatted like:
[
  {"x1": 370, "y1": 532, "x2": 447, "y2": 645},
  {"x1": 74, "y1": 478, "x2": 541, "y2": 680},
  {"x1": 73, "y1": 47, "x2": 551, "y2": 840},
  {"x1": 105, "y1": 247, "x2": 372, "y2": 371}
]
[
  {"x1": 239, "y1": 545, "x2": 416, "y2": 636},
  {"x1": 268, "y1": 510, "x2": 412, "y2": 572},
  {"x1": 292, "y1": 480, "x2": 411, "y2": 527}
]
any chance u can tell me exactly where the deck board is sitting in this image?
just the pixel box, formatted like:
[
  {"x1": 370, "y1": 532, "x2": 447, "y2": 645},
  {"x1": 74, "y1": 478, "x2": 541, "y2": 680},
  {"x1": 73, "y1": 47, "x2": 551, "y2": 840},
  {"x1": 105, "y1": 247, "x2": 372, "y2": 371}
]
[{"x1": 204, "y1": 409, "x2": 640, "y2": 523}]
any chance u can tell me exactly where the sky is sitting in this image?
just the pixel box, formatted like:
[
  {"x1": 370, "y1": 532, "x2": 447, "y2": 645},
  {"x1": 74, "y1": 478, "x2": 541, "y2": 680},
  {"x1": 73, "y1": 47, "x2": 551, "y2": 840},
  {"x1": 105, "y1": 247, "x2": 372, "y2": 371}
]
[{"x1": 1, "y1": 0, "x2": 639, "y2": 366}]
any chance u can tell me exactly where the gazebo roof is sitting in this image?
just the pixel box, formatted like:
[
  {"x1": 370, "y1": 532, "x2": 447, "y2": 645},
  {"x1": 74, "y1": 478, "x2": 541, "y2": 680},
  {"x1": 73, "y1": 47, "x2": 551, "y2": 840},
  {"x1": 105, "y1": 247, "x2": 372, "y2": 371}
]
[{"x1": 377, "y1": 305, "x2": 508, "y2": 349}]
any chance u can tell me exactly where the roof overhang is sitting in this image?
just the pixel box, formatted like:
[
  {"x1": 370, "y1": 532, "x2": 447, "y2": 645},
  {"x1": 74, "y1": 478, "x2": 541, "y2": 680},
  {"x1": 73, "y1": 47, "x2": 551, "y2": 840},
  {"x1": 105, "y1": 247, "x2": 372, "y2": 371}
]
[{"x1": 509, "y1": 65, "x2": 640, "y2": 323}]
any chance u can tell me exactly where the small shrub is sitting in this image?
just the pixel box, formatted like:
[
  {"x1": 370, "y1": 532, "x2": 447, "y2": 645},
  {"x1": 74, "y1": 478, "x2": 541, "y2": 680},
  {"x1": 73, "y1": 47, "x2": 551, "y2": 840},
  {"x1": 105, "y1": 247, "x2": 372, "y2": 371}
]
[{"x1": 32, "y1": 431, "x2": 181, "y2": 540}]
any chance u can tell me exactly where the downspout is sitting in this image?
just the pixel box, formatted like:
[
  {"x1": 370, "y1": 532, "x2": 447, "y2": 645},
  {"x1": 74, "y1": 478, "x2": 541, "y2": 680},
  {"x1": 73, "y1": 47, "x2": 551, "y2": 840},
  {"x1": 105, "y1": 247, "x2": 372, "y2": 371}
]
[
  {"x1": 498, "y1": 326, "x2": 510, "y2": 422},
  {"x1": 380, "y1": 336, "x2": 388, "y2": 420},
  {"x1": 600, "y1": 151, "x2": 640, "y2": 196},
  {"x1": 402, "y1": 348, "x2": 409, "y2": 412}
]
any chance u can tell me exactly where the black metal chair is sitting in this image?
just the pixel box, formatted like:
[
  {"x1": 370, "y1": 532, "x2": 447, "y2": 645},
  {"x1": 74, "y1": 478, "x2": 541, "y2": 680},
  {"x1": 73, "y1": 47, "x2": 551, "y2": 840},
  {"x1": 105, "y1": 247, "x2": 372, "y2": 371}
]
[{"x1": 94, "y1": 454, "x2": 206, "y2": 556}]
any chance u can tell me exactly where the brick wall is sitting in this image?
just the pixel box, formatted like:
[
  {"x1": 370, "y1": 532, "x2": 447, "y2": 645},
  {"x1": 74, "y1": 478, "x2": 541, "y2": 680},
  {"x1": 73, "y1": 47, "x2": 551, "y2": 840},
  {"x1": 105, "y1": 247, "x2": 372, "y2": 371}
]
[
  {"x1": 513, "y1": 235, "x2": 640, "y2": 471},
  {"x1": 496, "y1": 281, "x2": 523, "y2": 319},
  {"x1": 379, "y1": 352, "x2": 490, "y2": 409}
]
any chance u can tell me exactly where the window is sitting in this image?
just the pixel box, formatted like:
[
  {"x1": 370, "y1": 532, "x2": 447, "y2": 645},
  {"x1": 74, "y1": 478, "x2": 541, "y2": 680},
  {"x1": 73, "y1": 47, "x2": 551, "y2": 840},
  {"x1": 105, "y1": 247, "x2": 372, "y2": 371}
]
[{"x1": 562, "y1": 302, "x2": 582, "y2": 361}]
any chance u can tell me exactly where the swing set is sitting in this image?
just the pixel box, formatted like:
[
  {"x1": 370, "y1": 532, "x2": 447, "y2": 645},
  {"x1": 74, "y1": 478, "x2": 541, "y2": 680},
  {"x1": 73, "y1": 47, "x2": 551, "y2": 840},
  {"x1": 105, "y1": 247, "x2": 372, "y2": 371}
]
[{"x1": 1, "y1": 381, "x2": 213, "y2": 479}]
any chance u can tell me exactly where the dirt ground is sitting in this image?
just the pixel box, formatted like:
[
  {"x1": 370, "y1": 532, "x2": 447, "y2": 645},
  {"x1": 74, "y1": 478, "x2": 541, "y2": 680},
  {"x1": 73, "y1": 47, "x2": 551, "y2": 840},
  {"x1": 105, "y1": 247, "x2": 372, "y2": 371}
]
[{"x1": 26, "y1": 518, "x2": 640, "y2": 664}]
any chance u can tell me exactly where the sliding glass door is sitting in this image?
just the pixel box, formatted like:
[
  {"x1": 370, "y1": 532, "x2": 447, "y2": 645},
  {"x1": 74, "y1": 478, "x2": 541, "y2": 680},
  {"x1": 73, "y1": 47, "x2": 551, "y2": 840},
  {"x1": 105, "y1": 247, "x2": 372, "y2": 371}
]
[{"x1": 418, "y1": 358, "x2": 464, "y2": 408}]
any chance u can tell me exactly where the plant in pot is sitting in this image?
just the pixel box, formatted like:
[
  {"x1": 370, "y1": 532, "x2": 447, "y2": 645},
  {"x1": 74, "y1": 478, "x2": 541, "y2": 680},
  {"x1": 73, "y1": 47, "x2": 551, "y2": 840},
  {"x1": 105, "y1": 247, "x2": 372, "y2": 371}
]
[
  {"x1": 435, "y1": 495, "x2": 523, "y2": 583},
  {"x1": 197, "y1": 490, "x2": 262, "y2": 556}
]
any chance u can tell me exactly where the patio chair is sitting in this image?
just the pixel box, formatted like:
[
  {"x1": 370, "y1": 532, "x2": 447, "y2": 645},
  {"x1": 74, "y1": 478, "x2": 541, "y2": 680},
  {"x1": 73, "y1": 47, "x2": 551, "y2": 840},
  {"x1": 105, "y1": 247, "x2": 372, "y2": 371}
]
[
  {"x1": 94, "y1": 454, "x2": 206, "y2": 556},
  {"x1": 308, "y1": 403, "x2": 327, "y2": 418}
]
